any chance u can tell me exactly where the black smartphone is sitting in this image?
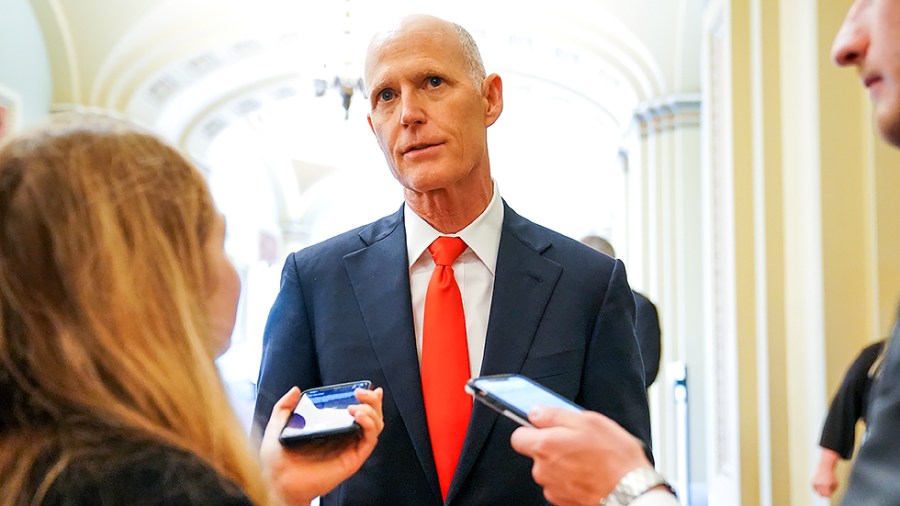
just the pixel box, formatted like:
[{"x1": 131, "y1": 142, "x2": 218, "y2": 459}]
[
  {"x1": 279, "y1": 380, "x2": 372, "y2": 451},
  {"x1": 465, "y1": 374, "x2": 582, "y2": 428}
]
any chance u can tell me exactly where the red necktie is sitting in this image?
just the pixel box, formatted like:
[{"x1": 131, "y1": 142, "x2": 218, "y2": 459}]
[{"x1": 421, "y1": 236, "x2": 472, "y2": 500}]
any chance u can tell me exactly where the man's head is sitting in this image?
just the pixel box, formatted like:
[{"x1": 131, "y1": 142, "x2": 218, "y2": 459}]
[
  {"x1": 364, "y1": 14, "x2": 503, "y2": 202},
  {"x1": 833, "y1": 0, "x2": 900, "y2": 146},
  {"x1": 581, "y1": 235, "x2": 616, "y2": 258}
]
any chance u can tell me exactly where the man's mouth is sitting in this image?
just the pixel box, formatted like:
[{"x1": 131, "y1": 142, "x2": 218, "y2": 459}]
[
  {"x1": 864, "y1": 75, "x2": 883, "y2": 89},
  {"x1": 404, "y1": 143, "x2": 437, "y2": 154}
]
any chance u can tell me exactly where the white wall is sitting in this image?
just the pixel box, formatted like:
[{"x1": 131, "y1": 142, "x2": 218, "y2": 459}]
[{"x1": 0, "y1": 0, "x2": 52, "y2": 130}]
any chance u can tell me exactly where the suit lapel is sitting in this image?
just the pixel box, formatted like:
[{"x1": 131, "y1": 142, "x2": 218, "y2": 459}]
[
  {"x1": 447, "y1": 203, "x2": 563, "y2": 503},
  {"x1": 343, "y1": 208, "x2": 442, "y2": 501}
]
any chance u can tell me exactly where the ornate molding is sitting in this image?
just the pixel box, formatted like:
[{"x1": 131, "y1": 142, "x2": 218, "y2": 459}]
[{"x1": 633, "y1": 93, "x2": 701, "y2": 135}]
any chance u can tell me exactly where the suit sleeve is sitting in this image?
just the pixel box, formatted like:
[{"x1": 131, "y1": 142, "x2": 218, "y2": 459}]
[
  {"x1": 579, "y1": 259, "x2": 653, "y2": 454},
  {"x1": 252, "y1": 252, "x2": 320, "y2": 442},
  {"x1": 843, "y1": 332, "x2": 900, "y2": 502}
]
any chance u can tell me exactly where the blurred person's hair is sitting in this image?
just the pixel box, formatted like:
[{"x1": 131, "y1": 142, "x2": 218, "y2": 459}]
[
  {"x1": 581, "y1": 235, "x2": 616, "y2": 258},
  {"x1": 0, "y1": 113, "x2": 267, "y2": 504}
]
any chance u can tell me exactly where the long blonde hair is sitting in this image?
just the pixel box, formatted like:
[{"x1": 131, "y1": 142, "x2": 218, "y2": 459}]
[{"x1": 0, "y1": 114, "x2": 268, "y2": 505}]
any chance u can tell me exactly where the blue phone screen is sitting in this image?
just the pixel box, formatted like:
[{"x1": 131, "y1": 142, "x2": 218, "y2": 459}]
[{"x1": 282, "y1": 380, "x2": 371, "y2": 437}]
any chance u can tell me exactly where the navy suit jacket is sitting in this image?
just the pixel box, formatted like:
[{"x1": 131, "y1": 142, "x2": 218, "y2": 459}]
[{"x1": 253, "y1": 202, "x2": 651, "y2": 505}]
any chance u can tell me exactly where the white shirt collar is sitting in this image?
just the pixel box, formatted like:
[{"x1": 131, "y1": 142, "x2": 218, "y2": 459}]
[{"x1": 405, "y1": 180, "x2": 504, "y2": 275}]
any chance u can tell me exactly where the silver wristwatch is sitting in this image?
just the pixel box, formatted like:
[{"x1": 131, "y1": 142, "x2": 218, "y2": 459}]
[{"x1": 600, "y1": 466, "x2": 675, "y2": 506}]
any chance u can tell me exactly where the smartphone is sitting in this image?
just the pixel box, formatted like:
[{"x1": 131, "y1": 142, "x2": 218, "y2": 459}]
[
  {"x1": 279, "y1": 380, "x2": 372, "y2": 450},
  {"x1": 465, "y1": 374, "x2": 582, "y2": 428}
]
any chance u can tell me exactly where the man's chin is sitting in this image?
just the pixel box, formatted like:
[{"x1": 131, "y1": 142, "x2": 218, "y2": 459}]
[
  {"x1": 876, "y1": 108, "x2": 900, "y2": 148},
  {"x1": 398, "y1": 172, "x2": 450, "y2": 195}
]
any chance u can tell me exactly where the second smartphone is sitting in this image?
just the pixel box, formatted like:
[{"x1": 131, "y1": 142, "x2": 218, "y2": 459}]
[{"x1": 465, "y1": 374, "x2": 582, "y2": 428}]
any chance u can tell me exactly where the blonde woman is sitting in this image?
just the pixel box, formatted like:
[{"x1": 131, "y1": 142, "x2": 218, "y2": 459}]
[{"x1": 0, "y1": 114, "x2": 383, "y2": 505}]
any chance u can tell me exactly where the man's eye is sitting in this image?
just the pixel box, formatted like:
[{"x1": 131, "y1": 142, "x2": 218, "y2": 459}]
[
  {"x1": 428, "y1": 77, "x2": 443, "y2": 87},
  {"x1": 379, "y1": 89, "x2": 395, "y2": 101}
]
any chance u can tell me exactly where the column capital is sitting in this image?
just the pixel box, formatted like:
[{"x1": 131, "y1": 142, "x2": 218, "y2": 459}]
[{"x1": 634, "y1": 94, "x2": 701, "y2": 135}]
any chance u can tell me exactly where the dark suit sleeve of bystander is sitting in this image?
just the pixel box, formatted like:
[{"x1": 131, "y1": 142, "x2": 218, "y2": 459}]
[
  {"x1": 819, "y1": 340, "x2": 884, "y2": 459},
  {"x1": 633, "y1": 291, "x2": 661, "y2": 388}
]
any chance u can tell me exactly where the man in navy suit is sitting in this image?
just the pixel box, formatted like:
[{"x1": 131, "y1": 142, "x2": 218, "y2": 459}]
[{"x1": 253, "y1": 14, "x2": 651, "y2": 505}]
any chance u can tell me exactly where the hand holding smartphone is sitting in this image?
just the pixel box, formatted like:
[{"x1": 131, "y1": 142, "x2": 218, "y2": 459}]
[
  {"x1": 279, "y1": 380, "x2": 372, "y2": 453},
  {"x1": 465, "y1": 374, "x2": 582, "y2": 427}
]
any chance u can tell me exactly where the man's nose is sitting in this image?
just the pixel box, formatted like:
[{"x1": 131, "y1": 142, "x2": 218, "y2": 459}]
[
  {"x1": 831, "y1": 1, "x2": 868, "y2": 67},
  {"x1": 399, "y1": 93, "x2": 426, "y2": 126}
]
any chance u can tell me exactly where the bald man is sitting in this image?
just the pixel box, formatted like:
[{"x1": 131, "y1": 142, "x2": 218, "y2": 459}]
[{"x1": 254, "y1": 14, "x2": 650, "y2": 506}]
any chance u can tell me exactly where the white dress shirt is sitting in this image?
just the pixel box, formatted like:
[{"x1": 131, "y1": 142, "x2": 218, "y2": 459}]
[{"x1": 405, "y1": 180, "x2": 503, "y2": 379}]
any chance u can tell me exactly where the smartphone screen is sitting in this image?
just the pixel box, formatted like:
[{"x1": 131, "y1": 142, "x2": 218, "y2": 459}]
[
  {"x1": 279, "y1": 380, "x2": 372, "y2": 448},
  {"x1": 466, "y1": 374, "x2": 582, "y2": 427}
]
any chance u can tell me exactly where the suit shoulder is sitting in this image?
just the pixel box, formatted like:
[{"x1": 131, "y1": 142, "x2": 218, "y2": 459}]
[
  {"x1": 293, "y1": 225, "x2": 368, "y2": 260},
  {"x1": 634, "y1": 291, "x2": 657, "y2": 308},
  {"x1": 535, "y1": 227, "x2": 618, "y2": 276},
  {"x1": 290, "y1": 210, "x2": 403, "y2": 263},
  {"x1": 503, "y1": 208, "x2": 614, "y2": 269}
]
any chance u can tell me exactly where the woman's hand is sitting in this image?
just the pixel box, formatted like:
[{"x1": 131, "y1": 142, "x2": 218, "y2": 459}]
[{"x1": 260, "y1": 386, "x2": 384, "y2": 505}]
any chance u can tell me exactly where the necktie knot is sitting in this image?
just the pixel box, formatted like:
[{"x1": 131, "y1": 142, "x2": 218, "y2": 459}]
[{"x1": 429, "y1": 236, "x2": 467, "y2": 267}]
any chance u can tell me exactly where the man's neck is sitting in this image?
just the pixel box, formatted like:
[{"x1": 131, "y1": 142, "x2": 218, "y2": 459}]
[{"x1": 405, "y1": 182, "x2": 493, "y2": 234}]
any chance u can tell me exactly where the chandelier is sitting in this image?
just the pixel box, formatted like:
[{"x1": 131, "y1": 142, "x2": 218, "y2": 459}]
[
  {"x1": 314, "y1": 76, "x2": 365, "y2": 121},
  {"x1": 312, "y1": 0, "x2": 366, "y2": 120}
]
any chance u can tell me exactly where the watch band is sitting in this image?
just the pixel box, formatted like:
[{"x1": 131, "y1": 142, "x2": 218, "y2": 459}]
[{"x1": 600, "y1": 466, "x2": 675, "y2": 506}]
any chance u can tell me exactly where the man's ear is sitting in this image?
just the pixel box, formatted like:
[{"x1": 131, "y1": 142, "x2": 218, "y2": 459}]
[
  {"x1": 367, "y1": 113, "x2": 375, "y2": 134},
  {"x1": 482, "y1": 73, "x2": 503, "y2": 127}
]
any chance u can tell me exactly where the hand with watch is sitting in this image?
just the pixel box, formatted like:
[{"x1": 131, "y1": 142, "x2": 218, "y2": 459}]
[
  {"x1": 510, "y1": 407, "x2": 677, "y2": 506},
  {"x1": 601, "y1": 465, "x2": 676, "y2": 506}
]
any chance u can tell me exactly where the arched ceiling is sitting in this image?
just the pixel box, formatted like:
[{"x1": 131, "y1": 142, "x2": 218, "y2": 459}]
[{"x1": 30, "y1": 0, "x2": 700, "y2": 148}]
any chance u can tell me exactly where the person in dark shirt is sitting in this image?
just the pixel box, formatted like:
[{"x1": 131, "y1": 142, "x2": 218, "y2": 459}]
[{"x1": 812, "y1": 339, "x2": 886, "y2": 498}]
